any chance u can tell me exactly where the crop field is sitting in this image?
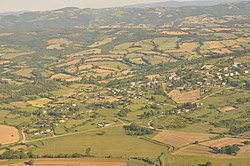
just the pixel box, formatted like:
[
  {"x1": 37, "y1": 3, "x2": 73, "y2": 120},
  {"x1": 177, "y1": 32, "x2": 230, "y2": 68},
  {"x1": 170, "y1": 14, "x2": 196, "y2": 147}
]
[
  {"x1": 0, "y1": 158, "x2": 127, "y2": 166},
  {"x1": 238, "y1": 145, "x2": 250, "y2": 157},
  {"x1": 163, "y1": 154, "x2": 250, "y2": 166},
  {"x1": 49, "y1": 73, "x2": 72, "y2": 80},
  {"x1": 46, "y1": 38, "x2": 72, "y2": 50},
  {"x1": 0, "y1": 125, "x2": 19, "y2": 145},
  {"x1": 0, "y1": 51, "x2": 34, "y2": 59},
  {"x1": 219, "y1": 106, "x2": 236, "y2": 113},
  {"x1": 27, "y1": 98, "x2": 52, "y2": 108},
  {"x1": 168, "y1": 89, "x2": 200, "y2": 103},
  {"x1": 200, "y1": 137, "x2": 248, "y2": 148},
  {"x1": 153, "y1": 131, "x2": 214, "y2": 148},
  {"x1": 173, "y1": 144, "x2": 212, "y2": 156},
  {"x1": 70, "y1": 49, "x2": 102, "y2": 57},
  {"x1": 9, "y1": 101, "x2": 29, "y2": 108},
  {"x1": 13, "y1": 68, "x2": 34, "y2": 78}
]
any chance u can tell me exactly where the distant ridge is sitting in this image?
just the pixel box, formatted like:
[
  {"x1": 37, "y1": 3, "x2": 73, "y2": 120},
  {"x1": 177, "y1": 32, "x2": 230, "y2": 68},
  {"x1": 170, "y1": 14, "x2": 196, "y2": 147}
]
[{"x1": 126, "y1": 0, "x2": 244, "y2": 8}]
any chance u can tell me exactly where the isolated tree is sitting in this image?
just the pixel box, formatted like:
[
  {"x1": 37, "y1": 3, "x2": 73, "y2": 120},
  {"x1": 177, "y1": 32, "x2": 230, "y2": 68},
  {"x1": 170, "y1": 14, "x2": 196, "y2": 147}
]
[
  {"x1": 85, "y1": 148, "x2": 91, "y2": 156},
  {"x1": 27, "y1": 159, "x2": 34, "y2": 166},
  {"x1": 205, "y1": 161, "x2": 212, "y2": 166}
]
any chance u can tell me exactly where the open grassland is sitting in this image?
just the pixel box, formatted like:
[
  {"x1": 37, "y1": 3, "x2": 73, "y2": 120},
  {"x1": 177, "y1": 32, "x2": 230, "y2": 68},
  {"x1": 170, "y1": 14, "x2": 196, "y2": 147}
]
[
  {"x1": 88, "y1": 37, "x2": 115, "y2": 48},
  {"x1": 32, "y1": 126, "x2": 166, "y2": 160},
  {"x1": 0, "y1": 125, "x2": 19, "y2": 145},
  {"x1": 153, "y1": 131, "x2": 214, "y2": 148},
  {"x1": 168, "y1": 89, "x2": 200, "y2": 103},
  {"x1": 153, "y1": 37, "x2": 179, "y2": 51}
]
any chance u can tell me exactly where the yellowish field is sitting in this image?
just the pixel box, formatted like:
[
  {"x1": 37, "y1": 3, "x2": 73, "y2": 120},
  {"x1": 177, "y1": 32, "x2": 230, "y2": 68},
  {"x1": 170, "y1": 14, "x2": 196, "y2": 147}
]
[
  {"x1": 200, "y1": 137, "x2": 247, "y2": 148},
  {"x1": 153, "y1": 131, "x2": 214, "y2": 148},
  {"x1": 4, "y1": 158, "x2": 127, "y2": 166},
  {"x1": 65, "y1": 77, "x2": 82, "y2": 82},
  {"x1": 0, "y1": 60, "x2": 10, "y2": 65},
  {"x1": 174, "y1": 144, "x2": 212, "y2": 156},
  {"x1": 202, "y1": 65, "x2": 214, "y2": 70},
  {"x1": 27, "y1": 98, "x2": 52, "y2": 108},
  {"x1": 162, "y1": 30, "x2": 188, "y2": 35},
  {"x1": 79, "y1": 64, "x2": 93, "y2": 70},
  {"x1": 46, "y1": 38, "x2": 72, "y2": 50},
  {"x1": 0, "y1": 51, "x2": 35, "y2": 59},
  {"x1": 49, "y1": 73, "x2": 72, "y2": 80},
  {"x1": 168, "y1": 89, "x2": 200, "y2": 103},
  {"x1": 13, "y1": 68, "x2": 34, "y2": 78},
  {"x1": 174, "y1": 143, "x2": 250, "y2": 158},
  {"x1": 10, "y1": 145, "x2": 28, "y2": 151},
  {"x1": 65, "y1": 65, "x2": 78, "y2": 74},
  {"x1": 0, "y1": 125, "x2": 19, "y2": 145},
  {"x1": 219, "y1": 106, "x2": 236, "y2": 113},
  {"x1": 85, "y1": 57, "x2": 114, "y2": 62},
  {"x1": 10, "y1": 101, "x2": 29, "y2": 108},
  {"x1": 65, "y1": 59, "x2": 81, "y2": 66},
  {"x1": 70, "y1": 48, "x2": 102, "y2": 57},
  {"x1": 238, "y1": 145, "x2": 250, "y2": 157},
  {"x1": 0, "y1": 33, "x2": 14, "y2": 36}
]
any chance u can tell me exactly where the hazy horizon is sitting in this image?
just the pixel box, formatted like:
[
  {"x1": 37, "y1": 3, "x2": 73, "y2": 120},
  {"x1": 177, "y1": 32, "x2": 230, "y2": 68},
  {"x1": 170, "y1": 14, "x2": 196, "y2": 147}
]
[{"x1": 0, "y1": 0, "x2": 172, "y2": 12}]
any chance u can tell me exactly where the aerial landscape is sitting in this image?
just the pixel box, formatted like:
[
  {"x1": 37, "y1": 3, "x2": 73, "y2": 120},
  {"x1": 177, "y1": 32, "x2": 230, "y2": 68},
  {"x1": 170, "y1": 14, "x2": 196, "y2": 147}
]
[{"x1": 0, "y1": 0, "x2": 249, "y2": 165}]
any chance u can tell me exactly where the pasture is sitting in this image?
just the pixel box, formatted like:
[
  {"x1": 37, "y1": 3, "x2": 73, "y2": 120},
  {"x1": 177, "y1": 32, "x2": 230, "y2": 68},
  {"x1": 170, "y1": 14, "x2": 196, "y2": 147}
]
[
  {"x1": 88, "y1": 37, "x2": 115, "y2": 48},
  {"x1": 32, "y1": 126, "x2": 166, "y2": 160}
]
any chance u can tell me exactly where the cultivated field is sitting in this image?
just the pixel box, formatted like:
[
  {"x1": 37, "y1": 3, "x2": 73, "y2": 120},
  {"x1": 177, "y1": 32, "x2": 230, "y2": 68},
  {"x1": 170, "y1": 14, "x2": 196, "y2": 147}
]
[
  {"x1": 27, "y1": 98, "x2": 52, "y2": 108},
  {"x1": 153, "y1": 131, "x2": 214, "y2": 148},
  {"x1": 173, "y1": 144, "x2": 212, "y2": 156},
  {"x1": 168, "y1": 89, "x2": 200, "y2": 103},
  {"x1": 0, "y1": 125, "x2": 19, "y2": 145},
  {"x1": 219, "y1": 106, "x2": 236, "y2": 113},
  {"x1": 46, "y1": 38, "x2": 72, "y2": 50},
  {"x1": 200, "y1": 137, "x2": 248, "y2": 148},
  {"x1": 49, "y1": 73, "x2": 72, "y2": 80},
  {"x1": 0, "y1": 158, "x2": 127, "y2": 166}
]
